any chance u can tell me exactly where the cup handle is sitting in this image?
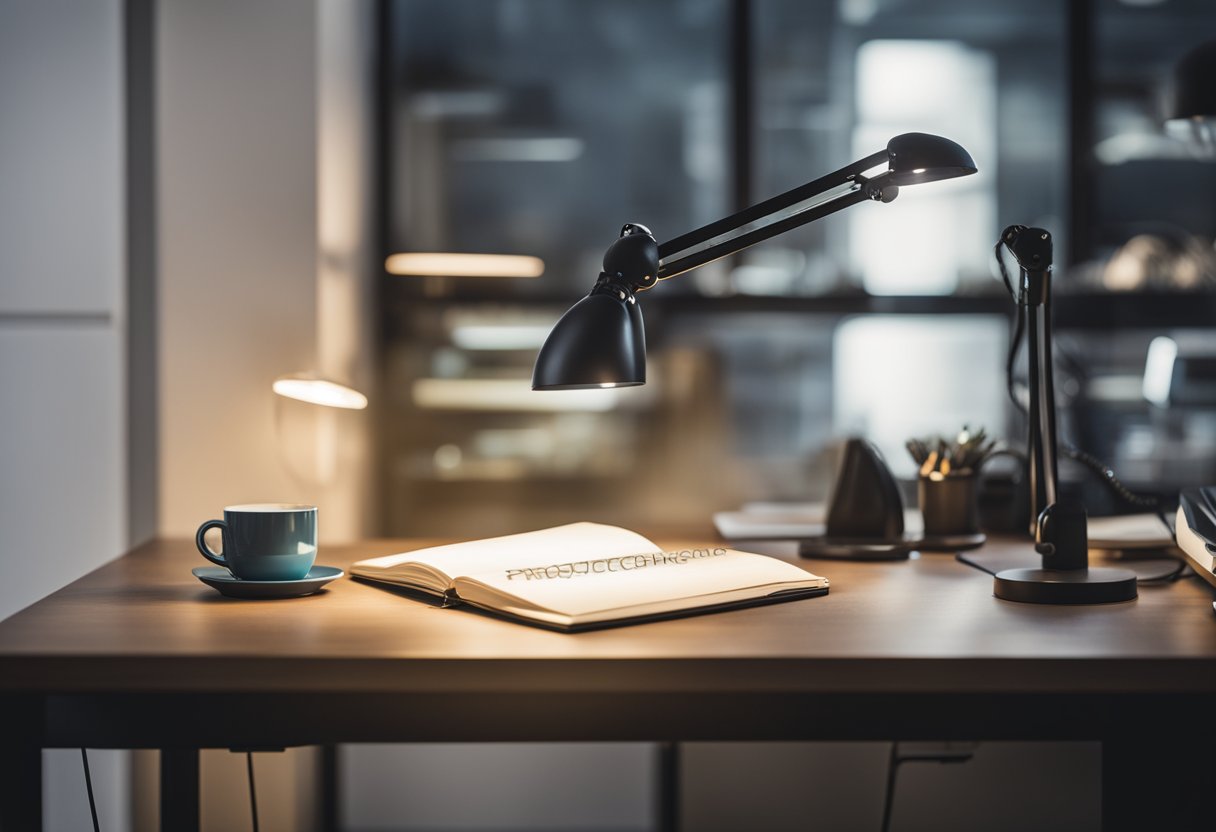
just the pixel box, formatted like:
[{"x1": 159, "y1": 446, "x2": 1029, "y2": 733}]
[{"x1": 195, "y1": 519, "x2": 229, "y2": 567}]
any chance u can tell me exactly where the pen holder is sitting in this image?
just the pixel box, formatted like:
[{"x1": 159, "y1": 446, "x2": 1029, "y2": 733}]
[{"x1": 918, "y1": 474, "x2": 980, "y2": 536}]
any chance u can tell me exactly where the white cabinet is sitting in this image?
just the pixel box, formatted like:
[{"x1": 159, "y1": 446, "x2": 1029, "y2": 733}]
[
  {"x1": 0, "y1": 1, "x2": 122, "y2": 315},
  {"x1": 0, "y1": 327, "x2": 124, "y2": 620}
]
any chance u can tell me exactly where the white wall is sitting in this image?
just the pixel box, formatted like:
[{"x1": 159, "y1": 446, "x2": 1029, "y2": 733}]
[
  {"x1": 316, "y1": 0, "x2": 376, "y2": 539},
  {"x1": 0, "y1": 2, "x2": 131, "y2": 829},
  {"x1": 157, "y1": 0, "x2": 372, "y2": 543},
  {"x1": 156, "y1": 0, "x2": 319, "y2": 533}
]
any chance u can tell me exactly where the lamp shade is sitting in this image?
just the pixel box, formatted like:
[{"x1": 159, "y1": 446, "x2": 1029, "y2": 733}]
[
  {"x1": 531, "y1": 291, "x2": 645, "y2": 389},
  {"x1": 886, "y1": 132, "x2": 977, "y2": 185}
]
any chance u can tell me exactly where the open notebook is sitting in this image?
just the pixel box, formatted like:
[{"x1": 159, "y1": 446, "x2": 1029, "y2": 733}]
[{"x1": 351, "y1": 522, "x2": 829, "y2": 631}]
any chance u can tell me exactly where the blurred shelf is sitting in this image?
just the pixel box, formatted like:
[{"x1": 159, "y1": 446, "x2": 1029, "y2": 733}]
[
  {"x1": 382, "y1": 281, "x2": 1216, "y2": 334},
  {"x1": 381, "y1": 283, "x2": 1016, "y2": 321},
  {"x1": 1053, "y1": 291, "x2": 1216, "y2": 329}
]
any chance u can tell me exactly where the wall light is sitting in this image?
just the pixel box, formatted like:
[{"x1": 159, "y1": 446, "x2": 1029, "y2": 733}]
[
  {"x1": 385, "y1": 252, "x2": 545, "y2": 278},
  {"x1": 272, "y1": 375, "x2": 368, "y2": 410}
]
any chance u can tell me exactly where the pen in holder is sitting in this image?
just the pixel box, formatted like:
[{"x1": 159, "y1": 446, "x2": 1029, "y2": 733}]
[{"x1": 908, "y1": 427, "x2": 996, "y2": 538}]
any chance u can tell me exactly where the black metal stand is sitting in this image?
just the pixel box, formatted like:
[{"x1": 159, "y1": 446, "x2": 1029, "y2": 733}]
[
  {"x1": 0, "y1": 695, "x2": 43, "y2": 831},
  {"x1": 991, "y1": 227, "x2": 1137, "y2": 605},
  {"x1": 993, "y1": 565, "x2": 1140, "y2": 604}
]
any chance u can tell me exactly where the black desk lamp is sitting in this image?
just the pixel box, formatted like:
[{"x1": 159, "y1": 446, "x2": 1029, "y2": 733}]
[
  {"x1": 532, "y1": 132, "x2": 977, "y2": 390},
  {"x1": 990, "y1": 226, "x2": 1138, "y2": 604}
]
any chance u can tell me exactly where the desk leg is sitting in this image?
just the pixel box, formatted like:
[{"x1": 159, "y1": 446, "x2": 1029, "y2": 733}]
[
  {"x1": 1103, "y1": 732, "x2": 1216, "y2": 831},
  {"x1": 161, "y1": 748, "x2": 200, "y2": 832},
  {"x1": 0, "y1": 700, "x2": 41, "y2": 827},
  {"x1": 0, "y1": 695, "x2": 42, "y2": 832},
  {"x1": 319, "y1": 744, "x2": 339, "y2": 832}
]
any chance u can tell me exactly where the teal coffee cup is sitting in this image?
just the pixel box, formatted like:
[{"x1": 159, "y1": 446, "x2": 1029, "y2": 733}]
[{"x1": 195, "y1": 504, "x2": 317, "y2": 581}]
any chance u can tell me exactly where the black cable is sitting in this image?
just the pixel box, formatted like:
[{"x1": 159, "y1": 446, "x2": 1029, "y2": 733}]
[
  {"x1": 994, "y1": 234, "x2": 1021, "y2": 301},
  {"x1": 997, "y1": 233, "x2": 1029, "y2": 416},
  {"x1": 1062, "y1": 444, "x2": 1159, "y2": 509},
  {"x1": 247, "y1": 752, "x2": 260, "y2": 832},
  {"x1": 81, "y1": 748, "x2": 100, "y2": 832},
  {"x1": 880, "y1": 742, "x2": 900, "y2": 832},
  {"x1": 1006, "y1": 305, "x2": 1026, "y2": 411},
  {"x1": 880, "y1": 743, "x2": 977, "y2": 832},
  {"x1": 955, "y1": 552, "x2": 997, "y2": 576},
  {"x1": 1135, "y1": 558, "x2": 1191, "y2": 584}
]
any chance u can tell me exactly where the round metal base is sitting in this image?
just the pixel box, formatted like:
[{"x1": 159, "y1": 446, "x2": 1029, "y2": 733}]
[
  {"x1": 993, "y1": 567, "x2": 1138, "y2": 605},
  {"x1": 798, "y1": 537, "x2": 912, "y2": 561}
]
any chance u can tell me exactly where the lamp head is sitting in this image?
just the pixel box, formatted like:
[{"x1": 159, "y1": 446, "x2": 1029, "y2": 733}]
[
  {"x1": 885, "y1": 132, "x2": 977, "y2": 185},
  {"x1": 531, "y1": 224, "x2": 654, "y2": 390}
]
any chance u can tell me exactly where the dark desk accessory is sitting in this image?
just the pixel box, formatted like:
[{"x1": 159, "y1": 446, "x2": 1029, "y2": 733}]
[
  {"x1": 530, "y1": 133, "x2": 976, "y2": 390},
  {"x1": 1174, "y1": 488, "x2": 1216, "y2": 591},
  {"x1": 799, "y1": 439, "x2": 913, "y2": 561},
  {"x1": 1166, "y1": 39, "x2": 1216, "y2": 150},
  {"x1": 990, "y1": 226, "x2": 1137, "y2": 604}
]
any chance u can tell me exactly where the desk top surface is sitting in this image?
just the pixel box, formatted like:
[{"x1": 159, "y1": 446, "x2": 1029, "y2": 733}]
[{"x1": 1, "y1": 536, "x2": 1214, "y2": 696}]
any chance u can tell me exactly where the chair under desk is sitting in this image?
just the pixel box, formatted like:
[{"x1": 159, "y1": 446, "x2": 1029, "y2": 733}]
[{"x1": 1, "y1": 535, "x2": 1214, "y2": 830}]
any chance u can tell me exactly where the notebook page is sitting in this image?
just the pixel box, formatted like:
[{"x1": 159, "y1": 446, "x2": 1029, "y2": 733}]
[
  {"x1": 351, "y1": 522, "x2": 658, "y2": 585},
  {"x1": 454, "y1": 547, "x2": 826, "y2": 620}
]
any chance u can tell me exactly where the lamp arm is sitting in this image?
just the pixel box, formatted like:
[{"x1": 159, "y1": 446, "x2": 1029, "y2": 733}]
[
  {"x1": 999, "y1": 225, "x2": 1063, "y2": 546},
  {"x1": 654, "y1": 149, "x2": 894, "y2": 281}
]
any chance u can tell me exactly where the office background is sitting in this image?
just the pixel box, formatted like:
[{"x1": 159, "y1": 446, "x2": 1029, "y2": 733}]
[{"x1": 0, "y1": 0, "x2": 1213, "y2": 829}]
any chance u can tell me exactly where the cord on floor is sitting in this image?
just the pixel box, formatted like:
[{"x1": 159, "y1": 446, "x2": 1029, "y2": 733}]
[
  {"x1": 81, "y1": 748, "x2": 100, "y2": 832},
  {"x1": 880, "y1": 742, "x2": 900, "y2": 832},
  {"x1": 881, "y1": 742, "x2": 977, "y2": 832},
  {"x1": 247, "y1": 751, "x2": 260, "y2": 832}
]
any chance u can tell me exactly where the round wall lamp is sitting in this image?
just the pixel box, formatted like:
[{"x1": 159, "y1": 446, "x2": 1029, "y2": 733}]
[{"x1": 272, "y1": 375, "x2": 368, "y2": 410}]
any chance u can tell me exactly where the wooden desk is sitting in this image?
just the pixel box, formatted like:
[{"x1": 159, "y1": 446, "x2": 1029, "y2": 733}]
[{"x1": 1, "y1": 537, "x2": 1214, "y2": 830}]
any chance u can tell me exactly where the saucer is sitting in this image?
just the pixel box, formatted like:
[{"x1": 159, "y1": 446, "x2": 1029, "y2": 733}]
[{"x1": 192, "y1": 565, "x2": 344, "y2": 599}]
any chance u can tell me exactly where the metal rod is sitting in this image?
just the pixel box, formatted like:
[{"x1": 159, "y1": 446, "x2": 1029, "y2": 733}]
[
  {"x1": 656, "y1": 149, "x2": 888, "y2": 272},
  {"x1": 1025, "y1": 280, "x2": 1059, "y2": 535},
  {"x1": 656, "y1": 185, "x2": 872, "y2": 280}
]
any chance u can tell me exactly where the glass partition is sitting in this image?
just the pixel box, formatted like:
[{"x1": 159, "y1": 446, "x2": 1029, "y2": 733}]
[{"x1": 377, "y1": 0, "x2": 1214, "y2": 536}]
